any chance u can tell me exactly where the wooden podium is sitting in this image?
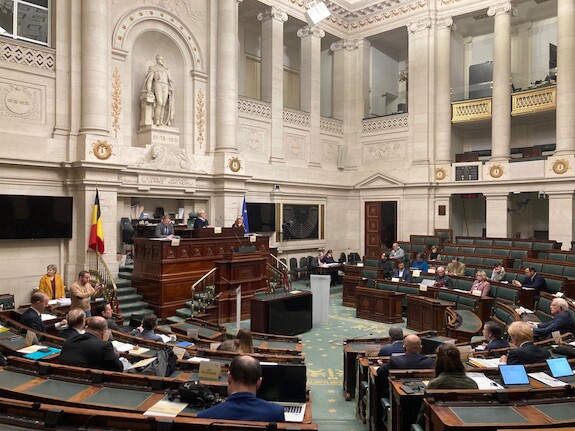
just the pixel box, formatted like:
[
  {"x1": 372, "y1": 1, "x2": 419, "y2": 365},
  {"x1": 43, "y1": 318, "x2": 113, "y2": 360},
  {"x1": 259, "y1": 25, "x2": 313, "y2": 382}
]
[
  {"x1": 406, "y1": 295, "x2": 453, "y2": 335},
  {"x1": 131, "y1": 231, "x2": 270, "y2": 319},
  {"x1": 355, "y1": 287, "x2": 404, "y2": 323}
]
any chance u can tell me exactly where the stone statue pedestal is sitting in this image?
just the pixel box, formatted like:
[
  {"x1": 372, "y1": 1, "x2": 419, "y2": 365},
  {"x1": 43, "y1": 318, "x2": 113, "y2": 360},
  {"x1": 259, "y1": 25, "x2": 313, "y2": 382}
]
[{"x1": 137, "y1": 125, "x2": 180, "y2": 148}]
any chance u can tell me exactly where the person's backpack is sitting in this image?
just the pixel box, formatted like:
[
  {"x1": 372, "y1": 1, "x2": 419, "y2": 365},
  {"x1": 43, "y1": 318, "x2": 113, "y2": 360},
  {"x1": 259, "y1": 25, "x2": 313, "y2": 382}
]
[{"x1": 168, "y1": 381, "x2": 217, "y2": 407}]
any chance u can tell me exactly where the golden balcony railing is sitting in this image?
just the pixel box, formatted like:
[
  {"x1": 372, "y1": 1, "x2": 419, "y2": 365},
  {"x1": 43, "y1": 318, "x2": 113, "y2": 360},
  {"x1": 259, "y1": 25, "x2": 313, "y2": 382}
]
[
  {"x1": 451, "y1": 97, "x2": 492, "y2": 123},
  {"x1": 87, "y1": 250, "x2": 119, "y2": 314},
  {"x1": 511, "y1": 85, "x2": 556, "y2": 116}
]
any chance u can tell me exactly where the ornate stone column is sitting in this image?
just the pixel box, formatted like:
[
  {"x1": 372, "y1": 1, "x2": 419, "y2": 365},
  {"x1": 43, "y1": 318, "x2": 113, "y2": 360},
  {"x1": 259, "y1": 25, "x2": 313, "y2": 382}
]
[
  {"x1": 485, "y1": 193, "x2": 511, "y2": 238},
  {"x1": 555, "y1": 0, "x2": 575, "y2": 155},
  {"x1": 435, "y1": 17, "x2": 455, "y2": 165},
  {"x1": 298, "y1": 25, "x2": 325, "y2": 168},
  {"x1": 258, "y1": 7, "x2": 288, "y2": 164},
  {"x1": 488, "y1": 2, "x2": 515, "y2": 161},
  {"x1": 216, "y1": 0, "x2": 241, "y2": 153},
  {"x1": 548, "y1": 192, "x2": 574, "y2": 250},
  {"x1": 409, "y1": 18, "x2": 433, "y2": 166},
  {"x1": 330, "y1": 39, "x2": 370, "y2": 170},
  {"x1": 79, "y1": 0, "x2": 109, "y2": 135}
]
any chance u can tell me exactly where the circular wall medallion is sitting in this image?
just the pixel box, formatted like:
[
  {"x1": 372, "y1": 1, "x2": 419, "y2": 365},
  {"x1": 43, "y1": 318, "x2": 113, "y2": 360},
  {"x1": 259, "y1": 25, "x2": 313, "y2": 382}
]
[
  {"x1": 435, "y1": 167, "x2": 447, "y2": 181},
  {"x1": 489, "y1": 164, "x2": 504, "y2": 178},
  {"x1": 228, "y1": 157, "x2": 242, "y2": 172},
  {"x1": 93, "y1": 140, "x2": 113, "y2": 160},
  {"x1": 553, "y1": 159, "x2": 569, "y2": 175}
]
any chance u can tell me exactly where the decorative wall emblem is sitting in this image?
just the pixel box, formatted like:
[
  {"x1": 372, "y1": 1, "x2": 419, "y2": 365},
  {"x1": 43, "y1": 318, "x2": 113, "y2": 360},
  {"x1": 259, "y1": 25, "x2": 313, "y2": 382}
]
[
  {"x1": 489, "y1": 164, "x2": 504, "y2": 178},
  {"x1": 366, "y1": 141, "x2": 406, "y2": 162},
  {"x1": 228, "y1": 157, "x2": 242, "y2": 173},
  {"x1": 93, "y1": 140, "x2": 113, "y2": 160},
  {"x1": 0, "y1": 83, "x2": 41, "y2": 121},
  {"x1": 435, "y1": 167, "x2": 447, "y2": 181},
  {"x1": 196, "y1": 89, "x2": 205, "y2": 148},
  {"x1": 553, "y1": 159, "x2": 569, "y2": 175}
]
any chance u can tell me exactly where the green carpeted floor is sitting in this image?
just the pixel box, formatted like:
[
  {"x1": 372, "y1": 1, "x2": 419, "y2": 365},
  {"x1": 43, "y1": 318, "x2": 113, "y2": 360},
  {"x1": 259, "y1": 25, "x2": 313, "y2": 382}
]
[{"x1": 224, "y1": 280, "x2": 415, "y2": 430}]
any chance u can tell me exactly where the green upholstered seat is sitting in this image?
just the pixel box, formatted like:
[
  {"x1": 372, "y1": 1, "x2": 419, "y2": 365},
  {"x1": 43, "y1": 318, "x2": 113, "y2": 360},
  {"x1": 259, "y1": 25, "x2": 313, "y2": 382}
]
[
  {"x1": 513, "y1": 259, "x2": 523, "y2": 269},
  {"x1": 443, "y1": 245, "x2": 457, "y2": 253},
  {"x1": 397, "y1": 285, "x2": 419, "y2": 307},
  {"x1": 475, "y1": 239, "x2": 492, "y2": 245},
  {"x1": 411, "y1": 244, "x2": 426, "y2": 252},
  {"x1": 495, "y1": 286, "x2": 519, "y2": 304},
  {"x1": 542, "y1": 263, "x2": 564, "y2": 276},
  {"x1": 456, "y1": 238, "x2": 474, "y2": 244},
  {"x1": 492, "y1": 248, "x2": 509, "y2": 256},
  {"x1": 563, "y1": 266, "x2": 575, "y2": 277},
  {"x1": 376, "y1": 282, "x2": 396, "y2": 291},
  {"x1": 493, "y1": 305, "x2": 516, "y2": 326},
  {"x1": 362, "y1": 269, "x2": 378, "y2": 280},
  {"x1": 545, "y1": 278, "x2": 562, "y2": 294},
  {"x1": 523, "y1": 261, "x2": 542, "y2": 271},
  {"x1": 504, "y1": 272, "x2": 518, "y2": 282},
  {"x1": 464, "y1": 267, "x2": 476, "y2": 277},
  {"x1": 493, "y1": 240, "x2": 512, "y2": 247},
  {"x1": 457, "y1": 295, "x2": 477, "y2": 311},
  {"x1": 535, "y1": 296, "x2": 553, "y2": 322},
  {"x1": 459, "y1": 247, "x2": 475, "y2": 254},
  {"x1": 482, "y1": 257, "x2": 500, "y2": 267},
  {"x1": 437, "y1": 292, "x2": 458, "y2": 304},
  {"x1": 566, "y1": 254, "x2": 575, "y2": 263},
  {"x1": 363, "y1": 259, "x2": 379, "y2": 268},
  {"x1": 547, "y1": 252, "x2": 567, "y2": 262},
  {"x1": 454, "y1": 279, "x2": 472, "y2": 292},
  {"x1": 464, "y1": 256, "x2": 482, "y2": 266},
  {"x1": 513, "y1": 241, "x2": 530, "y2": 249},
  {"x1": 509, "y1": 249, "x2": 529, "y2": 258}
]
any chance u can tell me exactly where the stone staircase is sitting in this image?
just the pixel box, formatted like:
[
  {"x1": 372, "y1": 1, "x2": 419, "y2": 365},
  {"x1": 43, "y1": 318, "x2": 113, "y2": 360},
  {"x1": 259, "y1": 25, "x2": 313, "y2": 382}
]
[
  {"x1": 115, "y1": 264, "x2": 155, "y2": 322},
  {"x1": 167, "y1": 287, "x2": 215, "y2": 324}
]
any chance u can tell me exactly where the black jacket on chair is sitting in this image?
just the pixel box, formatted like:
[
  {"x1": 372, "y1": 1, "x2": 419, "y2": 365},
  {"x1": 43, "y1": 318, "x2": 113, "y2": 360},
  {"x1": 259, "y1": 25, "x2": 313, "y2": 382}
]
[{"x1": 59, "y1": 333, "x2": 123, "y2": 372}]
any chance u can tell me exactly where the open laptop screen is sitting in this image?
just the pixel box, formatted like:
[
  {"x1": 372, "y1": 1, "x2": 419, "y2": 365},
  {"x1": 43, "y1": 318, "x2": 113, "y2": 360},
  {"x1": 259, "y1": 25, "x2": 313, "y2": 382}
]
[
  {"x1": 257, "y1": 364, "x2": 307, "y2": 403},
  {"x1": 500, "y1": 364, "x2": 529, "y2": 385},
  {"x1": 547, "y1": 357, "x2": 575, "y2": 378}
]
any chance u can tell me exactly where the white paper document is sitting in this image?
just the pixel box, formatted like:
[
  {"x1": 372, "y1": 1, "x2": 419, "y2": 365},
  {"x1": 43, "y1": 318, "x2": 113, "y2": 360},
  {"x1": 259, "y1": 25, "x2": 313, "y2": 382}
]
[
  {"x1": 528, "y1": 372, "x2": 569, "y2": 387},
  {"x1": 466, "y1": 372, "x2": 504, "y2": 389}
]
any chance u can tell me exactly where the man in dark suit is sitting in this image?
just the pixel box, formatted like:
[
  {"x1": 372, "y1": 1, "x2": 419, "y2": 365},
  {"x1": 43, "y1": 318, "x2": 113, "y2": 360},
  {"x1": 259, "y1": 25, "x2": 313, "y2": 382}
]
[
  {"x1": 154, "y1": 215, "x2": 175, "y2": 238},
  {"x1": 477, "y1": 320, "x2": 509, "y2": 350},
  {"x1": 96, "y1": 302, "x2": 120, "y2": 331},
  {"x1": 512, "y1": 267, "x2": 547, "y2": 296},
  {"x1": 392, "y1": 262, "x2": 413, "y2": 283},
  {"x1": 20, "y1": 292, "x2": 67, "y2": 332},
  {"x1": 378, "y1": 253, "x2": 394, "y2": 279},
  {"x1": 197, "y1": 355, "x2": 285, "y2": 422},
  {"x1": 57, "y1": 308, "x2": 86, "y2": 340},
  {"x1": 500, "y1": 321, "x2": 550, "y2": 365},
  {"x1": 377, "y1": 334, "x2": 435, "y2": 396},
  {"x1": 531, "y1": 297, "x2": 575, "y2": 338},
  {"x1": 377, "y1": 326, "x2": 404, "y2": 356},
  {"x1": 193, "y1": 209, "x2": 210, "y2": 228},
  {"x1": 58, "y1": 316, "x2": 123, "y2": 372}
]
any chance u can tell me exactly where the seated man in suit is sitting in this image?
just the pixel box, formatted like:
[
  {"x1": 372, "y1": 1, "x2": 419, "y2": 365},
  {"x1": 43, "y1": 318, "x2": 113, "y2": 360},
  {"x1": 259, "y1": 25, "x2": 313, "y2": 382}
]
[
  {"x1": 154, "y1": 215, "x2": 175, "y2": 238},
  {"x1": 197, "y1": 355, "x2": 285, "y2": 422},
  {"x1": 392, "y1": 262, "x2": 413, "y2": 283},
  {"x1": 377, "y1": 326, "x2": 404, "y2": 356},
  {"x1": 59, "y1": 316, "x2": 123, "y2": 372},
  {"x1": 530, "y1": 297, "x2": 575, "y2": 339},
  {"x1": 20, "y1": 292, "x2": 67, "y2": 332},
  {"x1": 377, "y1": 334, "x2": 435, "y2": 397},
  {"x1": 323, "y1": 250, "x2": 336, "y2": 264},
  {"x1": 477, "y1": 320, "x2": 509, "y2": 351},
  {"x1": 57, "y1": 308, "x2": 86, "y2": 340},
  {"x1": 447, "y1": 257, "x2": 466, "y2": 276},
  {"x1": 512, "y1": 266, "x2": 548, "y2": 297},
  {"x1": 96, "y1": 302, "x2": 120, "y2": 331},
  {"x1": 193, "y1": 209, "x2": 210, "y2": 228},
  {"x1": 499, "y1": 321, "x2": 550, "y2": 365},
  {"x1": 434, "y1": 266, "x2": 453, "y2": 289}
]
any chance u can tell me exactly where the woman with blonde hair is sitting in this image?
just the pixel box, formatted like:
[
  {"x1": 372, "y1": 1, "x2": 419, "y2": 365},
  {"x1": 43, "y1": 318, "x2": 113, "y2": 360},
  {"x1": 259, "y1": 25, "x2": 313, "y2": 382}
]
[
  {"x1": 39, "y1": 264, "x2": 66, "y2": 299},
  {"x1": 471, "y1": 270, "x2": 491, "y2": 297}
]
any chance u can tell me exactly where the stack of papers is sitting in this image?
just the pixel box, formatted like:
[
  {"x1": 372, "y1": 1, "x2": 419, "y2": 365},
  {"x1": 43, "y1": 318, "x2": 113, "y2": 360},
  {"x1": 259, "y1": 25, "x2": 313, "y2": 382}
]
[
  {"x1": 468, "y1": 357, "x2": 501, "y2": 368},
  {"x1": 466, "y1": 372, "x2": 504, "y2": 389},
  {"x1": 528, "y1": 372, "x2": 568, "y2": 387},
  {"x1": 144, "y1": 396, "x2": 188, "y2": 417},
  {"x1": 40, "y1": 314, "x2": 58, "y2": 322}
]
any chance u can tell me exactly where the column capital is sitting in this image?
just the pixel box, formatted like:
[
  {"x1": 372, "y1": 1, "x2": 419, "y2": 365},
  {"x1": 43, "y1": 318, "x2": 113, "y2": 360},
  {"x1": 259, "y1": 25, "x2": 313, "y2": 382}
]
[
  {"x1": 330, "y1": 38, "x2": 369, "y2": 52},
  {"x1": 488, "y1": 2, "x2": 517, "y2": 17},
  {"x1": 409, "y1": 18, "x2": 432, "y2": 33},
  {"x1": 257, "y1": 6, "x2": 288, "y2": 23},
  {"x1": 297, "y1": 25, "x2": 325, "y2": 39},
  {"x1": 436, "y1": 17, "x2": 456, "y2": 31}
]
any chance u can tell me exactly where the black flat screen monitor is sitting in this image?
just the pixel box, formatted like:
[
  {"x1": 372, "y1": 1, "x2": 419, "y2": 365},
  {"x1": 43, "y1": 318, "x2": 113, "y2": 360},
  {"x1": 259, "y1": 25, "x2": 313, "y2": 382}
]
[
  {"x1": 0, "y1": 195, "x2": 73, "y2": 240},
  {"x1": 257, "y1": 364, "x2": 307, "y2": 402},
  {"x1": 246, "y1": 203, "x2": 276, "y2": 233}
]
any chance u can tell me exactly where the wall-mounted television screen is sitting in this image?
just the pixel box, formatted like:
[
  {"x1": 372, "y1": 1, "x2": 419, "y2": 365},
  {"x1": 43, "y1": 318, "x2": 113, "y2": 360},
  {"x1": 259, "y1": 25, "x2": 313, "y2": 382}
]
[
  {"x1": 0, "y1": 195, "x2": 73, "y2": 240},
  {"x1": 246, "y1": 203, "x2": 276, "y2": 233}
]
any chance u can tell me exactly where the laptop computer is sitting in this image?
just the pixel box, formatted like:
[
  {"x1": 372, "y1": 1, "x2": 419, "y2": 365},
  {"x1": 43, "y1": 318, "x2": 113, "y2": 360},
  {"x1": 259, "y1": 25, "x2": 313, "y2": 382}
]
[
  {"x1": 546, "y1": 357, "x2": 575, "y2": 383},
  {"x1": 257, "y1": 364, "x2": 307, "y2": 422},
  {"x1": 499, "y1": 364, "x2": 531, "y2": 388}
]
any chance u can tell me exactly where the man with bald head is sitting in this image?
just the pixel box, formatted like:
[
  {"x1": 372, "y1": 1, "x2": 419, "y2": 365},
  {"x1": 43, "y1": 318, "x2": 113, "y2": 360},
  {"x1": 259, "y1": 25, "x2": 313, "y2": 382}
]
[
  {"x1": 59, "y1": 316, "x2": 123, "y2": 371},
  {"x1": 58, "y1": 308, "x2": 86, "y2": 340},
  {"x1": 198, "y1": 355, "x2": 285, "y2": 422},
  {"x1": 377, "y1": 334, "x2": 435, "y2": 396}
]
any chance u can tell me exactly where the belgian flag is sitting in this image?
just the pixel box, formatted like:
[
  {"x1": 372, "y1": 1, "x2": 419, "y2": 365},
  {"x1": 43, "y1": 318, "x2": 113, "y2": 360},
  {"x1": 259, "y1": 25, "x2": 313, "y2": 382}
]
[{"x1": 88, "y1": 190, "x2": 105, "y2": 253}]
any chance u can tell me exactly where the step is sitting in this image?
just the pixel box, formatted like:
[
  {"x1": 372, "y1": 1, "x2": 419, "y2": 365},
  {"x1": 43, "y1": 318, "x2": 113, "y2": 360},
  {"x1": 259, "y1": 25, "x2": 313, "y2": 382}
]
[
  {"x1": 116, "y1": 293, "x2": 143, "y2": 304},
  {"x1": 120, "y1": 264, "x2": 134, "y2": 273},
  {"x1": 114, "y1": 278, "x2": 132, "y2": 289},
  {"x1": 118, "y1": 300, "x2": 150, "y2": 314},
  {"x1": 118, "y1": 272, "x2": 133, "y2": 281},
  {"x1": 116, "y1": 286, "x2": 137, "y2": 297},
  {"x1": 175, "y1": 308, "x2": 192, "y2": 319},
  {"x1": 121, "y1": 308, "x2": 155, "y2": 322}
]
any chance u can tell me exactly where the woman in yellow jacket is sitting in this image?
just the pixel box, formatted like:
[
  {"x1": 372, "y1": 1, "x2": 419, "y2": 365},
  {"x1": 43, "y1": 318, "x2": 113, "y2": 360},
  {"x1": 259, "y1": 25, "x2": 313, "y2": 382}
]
[{"x1": 39, "y1": 264, "x2": 66, "y2": 299}]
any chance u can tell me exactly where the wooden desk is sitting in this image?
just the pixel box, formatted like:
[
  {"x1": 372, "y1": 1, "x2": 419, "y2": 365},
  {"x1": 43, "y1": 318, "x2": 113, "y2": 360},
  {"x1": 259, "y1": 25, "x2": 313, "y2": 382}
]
[
  {"x1": 132, "y1": 235, "x2": 269, "y2": 319},
  {"x1": 250, "y1": 291, "x2": 312, "y2": 336},
  {"x1": 342, "y1": 264, "x2": 363, "y2": 306},
  {"x1": 342, "y1": 338, "x2": 386, "y2": 401},
  {"x1": 406, "y1": 295, "x2": 453, "y2": 334},
  {"x1": 355, "y1": 287, "x2": 405, "y2": 323}
]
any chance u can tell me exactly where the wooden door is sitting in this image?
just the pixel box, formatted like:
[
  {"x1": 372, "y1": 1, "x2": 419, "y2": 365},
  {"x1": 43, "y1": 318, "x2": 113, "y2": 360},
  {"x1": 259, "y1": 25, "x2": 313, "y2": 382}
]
[{"x1": 365, "y1": 202, "x2": 381, "y2": 258}]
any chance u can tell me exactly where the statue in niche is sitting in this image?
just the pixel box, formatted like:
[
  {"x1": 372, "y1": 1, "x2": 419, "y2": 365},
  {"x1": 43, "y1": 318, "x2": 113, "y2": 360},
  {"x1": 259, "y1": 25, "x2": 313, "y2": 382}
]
[
  {"x1": 140, "y1": 54, "x2": 174, "y2": 127},
  {"x1": 136, "y1": 143, "x2": 192, "y2": 171}
]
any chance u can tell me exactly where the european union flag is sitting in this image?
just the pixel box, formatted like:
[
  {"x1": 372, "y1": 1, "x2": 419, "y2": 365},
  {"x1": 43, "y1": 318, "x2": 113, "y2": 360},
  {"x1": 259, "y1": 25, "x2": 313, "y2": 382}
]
[{"x1": 242, "y1": 196, "x2": 250, "y2": 234}]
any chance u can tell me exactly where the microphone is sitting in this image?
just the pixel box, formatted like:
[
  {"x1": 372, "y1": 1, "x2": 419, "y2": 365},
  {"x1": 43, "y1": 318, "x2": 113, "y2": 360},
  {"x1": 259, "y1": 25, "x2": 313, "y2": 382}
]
[{"x1": 350, "y1": 332, "x2": 374, "y2": 341}]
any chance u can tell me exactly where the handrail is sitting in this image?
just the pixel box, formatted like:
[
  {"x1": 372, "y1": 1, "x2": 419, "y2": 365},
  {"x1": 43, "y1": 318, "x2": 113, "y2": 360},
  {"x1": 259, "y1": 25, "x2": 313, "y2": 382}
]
[
  {"x1": 266, "y1": 263, "x2": 291, "y2": 292},
  {"x1": 191, "y1": 268, "x2": 217, "y2": 295},
  {"x1": 270, "y1": 254, "x2": 288, "y2": 269},
  {"x1": 87, "y1": 250, "x2": 120, "y2": 314}
]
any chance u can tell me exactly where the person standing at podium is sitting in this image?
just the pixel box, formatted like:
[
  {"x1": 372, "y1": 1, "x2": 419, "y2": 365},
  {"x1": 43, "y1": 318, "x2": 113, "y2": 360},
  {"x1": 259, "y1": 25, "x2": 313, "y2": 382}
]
[
  {"x1": 70, "y1": 271, "x2": 103, "y2": 318},
  {"x1": 193, "y1": 209, "x2": 210, "y2": 228},
  {"x1": 154, "y1": 215, "x2": 175, "y2": 238}
]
